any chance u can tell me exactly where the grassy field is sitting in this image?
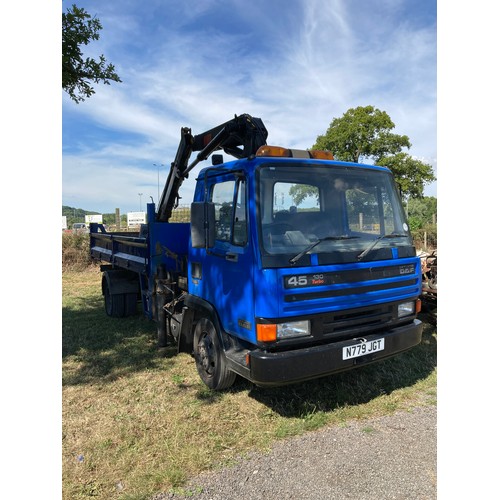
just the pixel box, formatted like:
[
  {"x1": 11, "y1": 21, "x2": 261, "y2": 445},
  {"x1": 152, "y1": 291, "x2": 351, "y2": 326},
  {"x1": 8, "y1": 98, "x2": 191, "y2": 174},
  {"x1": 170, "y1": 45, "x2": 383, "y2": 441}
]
[{"x1": 62, "y1": 266, "x2": 437, "y2": 500}]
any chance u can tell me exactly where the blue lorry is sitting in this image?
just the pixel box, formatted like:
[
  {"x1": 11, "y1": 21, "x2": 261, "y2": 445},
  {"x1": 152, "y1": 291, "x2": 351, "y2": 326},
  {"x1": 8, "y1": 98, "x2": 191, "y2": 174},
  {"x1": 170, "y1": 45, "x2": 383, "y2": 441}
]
[{"x1": 90, "y1": 113, "x2": 423, "y2": 390}]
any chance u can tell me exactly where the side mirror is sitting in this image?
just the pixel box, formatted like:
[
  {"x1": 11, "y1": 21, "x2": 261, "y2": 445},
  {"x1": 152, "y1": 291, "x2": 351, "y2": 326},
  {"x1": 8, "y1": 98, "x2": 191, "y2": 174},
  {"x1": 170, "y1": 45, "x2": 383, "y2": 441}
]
[{"x1": 191, "y1": 202, "x2": 215, "y2": 249}]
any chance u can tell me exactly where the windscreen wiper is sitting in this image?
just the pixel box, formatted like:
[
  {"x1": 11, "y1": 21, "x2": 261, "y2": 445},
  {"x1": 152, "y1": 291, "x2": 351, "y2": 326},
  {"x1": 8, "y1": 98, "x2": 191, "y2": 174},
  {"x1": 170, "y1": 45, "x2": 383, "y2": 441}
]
[
  {"x1": 289, "y1": 235, "x2": 359, "y2": 265},
  {"x1": 356, "y1": 233, "x2": 407, "y2": 261}
]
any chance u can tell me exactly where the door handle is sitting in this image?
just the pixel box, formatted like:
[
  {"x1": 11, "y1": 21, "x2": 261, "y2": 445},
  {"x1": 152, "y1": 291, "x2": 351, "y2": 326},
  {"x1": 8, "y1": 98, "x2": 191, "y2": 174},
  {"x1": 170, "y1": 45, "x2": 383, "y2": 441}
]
[{"x1": 225, "y1": 252, "x2": 238, "y2": 262}]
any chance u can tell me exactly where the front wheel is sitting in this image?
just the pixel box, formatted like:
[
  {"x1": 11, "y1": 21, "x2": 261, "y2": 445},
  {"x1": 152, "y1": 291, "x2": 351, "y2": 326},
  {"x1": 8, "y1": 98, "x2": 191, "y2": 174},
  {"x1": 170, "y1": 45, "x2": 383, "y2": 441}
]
[{"x1": 193, "y1": 318, "x2": 236, "y2": 390}]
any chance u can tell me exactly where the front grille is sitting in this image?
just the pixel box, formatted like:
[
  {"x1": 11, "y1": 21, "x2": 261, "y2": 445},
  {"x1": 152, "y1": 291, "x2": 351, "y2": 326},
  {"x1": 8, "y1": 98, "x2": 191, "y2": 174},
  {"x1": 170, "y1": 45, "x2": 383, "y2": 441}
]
[
  {"x1": 321, "y1": 305, "x2": 393, "y2": 336},
  {"x1": 317, "y1": 303, "x2": 394, "y2": 339}
]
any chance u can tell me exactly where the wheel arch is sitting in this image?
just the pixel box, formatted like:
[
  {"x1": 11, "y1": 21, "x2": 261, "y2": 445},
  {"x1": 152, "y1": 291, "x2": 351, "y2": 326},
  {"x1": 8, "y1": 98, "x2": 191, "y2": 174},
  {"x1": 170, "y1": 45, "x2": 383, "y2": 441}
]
[
  {"x1": 101, "y1": 269, "x2": 140, "y2": 296},
  {"x1": 191, "y1": 313, "x2": 237, "y2": 390},
  {"x1": 180, "y1": 294, "x2": 228, "y2": 353}
]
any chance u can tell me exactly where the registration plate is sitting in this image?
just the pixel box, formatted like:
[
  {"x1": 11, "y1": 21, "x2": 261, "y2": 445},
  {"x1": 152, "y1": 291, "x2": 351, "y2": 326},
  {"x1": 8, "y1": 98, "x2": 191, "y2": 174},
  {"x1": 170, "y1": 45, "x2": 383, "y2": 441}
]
[{"x1": 342, "y1": 338, "x2": 385, "y2": 360}]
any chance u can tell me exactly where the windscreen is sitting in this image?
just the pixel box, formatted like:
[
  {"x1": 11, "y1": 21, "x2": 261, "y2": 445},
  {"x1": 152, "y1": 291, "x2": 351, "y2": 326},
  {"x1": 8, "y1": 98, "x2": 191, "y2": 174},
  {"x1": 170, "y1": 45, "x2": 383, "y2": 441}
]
[{"x1": 258, "y1": 164, "x2": 413, "y2": 266}]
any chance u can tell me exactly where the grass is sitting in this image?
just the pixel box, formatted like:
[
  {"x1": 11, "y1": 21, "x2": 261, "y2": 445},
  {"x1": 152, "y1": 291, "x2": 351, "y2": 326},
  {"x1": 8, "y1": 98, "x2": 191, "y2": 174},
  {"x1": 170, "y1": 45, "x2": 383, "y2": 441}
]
[{"x1": 62, "y1": 267, "x2": 437, "y2": 500}]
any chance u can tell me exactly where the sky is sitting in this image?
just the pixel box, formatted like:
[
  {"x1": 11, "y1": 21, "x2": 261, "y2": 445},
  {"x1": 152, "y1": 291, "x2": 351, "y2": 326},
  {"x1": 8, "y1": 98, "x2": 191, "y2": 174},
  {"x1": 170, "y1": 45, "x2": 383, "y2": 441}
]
[{"x1": 62, "y1": 0, "x2": 437, "y2": 215}]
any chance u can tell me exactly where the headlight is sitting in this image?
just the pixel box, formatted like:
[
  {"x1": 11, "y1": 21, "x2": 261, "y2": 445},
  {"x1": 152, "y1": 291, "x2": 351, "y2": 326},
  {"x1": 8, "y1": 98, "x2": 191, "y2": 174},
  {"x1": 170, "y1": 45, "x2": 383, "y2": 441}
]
[
  {"x1": 277, "y1": 320, "x2": 310, "y2": 339},
  {"x1": 398, "y1": 301, "x2": 415, "y2": 318},
  {"x1": 256, "y1": 320, "x2": 311, "y2": 342}
]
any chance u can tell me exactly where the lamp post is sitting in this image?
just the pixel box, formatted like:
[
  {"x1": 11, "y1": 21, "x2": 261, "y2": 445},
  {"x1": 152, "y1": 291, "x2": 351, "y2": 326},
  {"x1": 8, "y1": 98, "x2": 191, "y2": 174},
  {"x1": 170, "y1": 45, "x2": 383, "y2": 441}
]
[
  {"x1": 138, "y1": 193, "x2": 143, "y2": 212},
  {"x1": 153, "y1": 163, "x2": 164, "y2": 203}
]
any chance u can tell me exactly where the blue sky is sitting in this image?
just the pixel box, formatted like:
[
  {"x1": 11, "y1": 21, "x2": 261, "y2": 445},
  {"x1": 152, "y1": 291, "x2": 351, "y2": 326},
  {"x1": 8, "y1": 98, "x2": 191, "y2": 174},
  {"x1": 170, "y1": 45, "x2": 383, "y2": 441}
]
[{"x1": 62, "y1": 0, "x2": 437, "y2": 214}]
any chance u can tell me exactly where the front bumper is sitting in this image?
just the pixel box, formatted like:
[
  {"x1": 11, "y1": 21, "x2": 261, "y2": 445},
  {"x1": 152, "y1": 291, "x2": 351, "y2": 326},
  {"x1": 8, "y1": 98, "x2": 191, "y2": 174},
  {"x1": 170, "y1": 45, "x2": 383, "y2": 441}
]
[{"x1": 247, "y1": 320, "x2": 423, "y2": 386}]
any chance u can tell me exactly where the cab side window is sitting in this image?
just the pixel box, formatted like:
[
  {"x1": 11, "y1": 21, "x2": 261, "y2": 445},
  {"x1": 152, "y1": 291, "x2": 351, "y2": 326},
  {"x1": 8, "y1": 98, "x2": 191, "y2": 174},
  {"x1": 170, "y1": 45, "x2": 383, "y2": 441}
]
[
  {"x1": 233, "y1": 180, "x2": 247, "y2": 245},
  {"x1": 210, "y1": 178, "x2": 247, "y2": 246}
]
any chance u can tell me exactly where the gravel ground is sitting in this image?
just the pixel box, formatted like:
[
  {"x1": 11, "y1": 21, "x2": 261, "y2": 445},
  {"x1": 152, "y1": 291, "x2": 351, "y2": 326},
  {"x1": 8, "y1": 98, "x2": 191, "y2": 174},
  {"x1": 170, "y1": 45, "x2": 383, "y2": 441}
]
[{"x1": 153, "y1": 404, "x2": 436, "y2": 500}]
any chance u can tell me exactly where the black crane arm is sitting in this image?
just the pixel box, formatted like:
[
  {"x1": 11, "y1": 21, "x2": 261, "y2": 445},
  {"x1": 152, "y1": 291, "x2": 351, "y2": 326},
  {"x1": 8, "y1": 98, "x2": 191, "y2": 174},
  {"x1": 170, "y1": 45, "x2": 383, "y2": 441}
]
[
  {"x1": 156, "y1": 126, "x2": 194, "y2": 222},
  {"x1": 191, "y1": 113, "x2": 268, "y2": 160},
  {"x1": 156, "y1": 113, "x2": 268, "y2": 222}
]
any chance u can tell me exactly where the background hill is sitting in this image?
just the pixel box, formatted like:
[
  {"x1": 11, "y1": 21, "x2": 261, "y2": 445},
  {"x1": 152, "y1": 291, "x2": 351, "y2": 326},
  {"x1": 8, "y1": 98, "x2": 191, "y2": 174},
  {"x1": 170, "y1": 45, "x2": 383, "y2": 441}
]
[{"x1": 62, "y1": 205, "x2": 126, "y2": 228}]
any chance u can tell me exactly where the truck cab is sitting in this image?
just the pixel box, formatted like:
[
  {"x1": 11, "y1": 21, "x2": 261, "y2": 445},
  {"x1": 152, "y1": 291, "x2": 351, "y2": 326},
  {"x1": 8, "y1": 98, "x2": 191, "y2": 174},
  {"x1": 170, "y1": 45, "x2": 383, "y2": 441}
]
[{"x1": 187, "y1": 147, "x2": 422, "y2": 388}]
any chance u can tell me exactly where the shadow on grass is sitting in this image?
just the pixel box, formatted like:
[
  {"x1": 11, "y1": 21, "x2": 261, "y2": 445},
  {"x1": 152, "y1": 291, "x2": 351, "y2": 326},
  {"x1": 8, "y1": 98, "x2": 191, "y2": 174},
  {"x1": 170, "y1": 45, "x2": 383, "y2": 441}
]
[
  {"x1": 62, "y1": 296, "x2": 177, "y2": 387},
  {"x1": 237, "y1": 321, "x2": 437, "y2": 418}
]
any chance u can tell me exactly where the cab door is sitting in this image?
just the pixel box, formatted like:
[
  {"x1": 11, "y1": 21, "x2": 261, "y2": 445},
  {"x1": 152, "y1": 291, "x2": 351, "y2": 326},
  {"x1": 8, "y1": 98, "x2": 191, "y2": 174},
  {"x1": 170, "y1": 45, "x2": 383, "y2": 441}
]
[{"x1": 201, "y1": 174, "x2": 255, "y2": 340}]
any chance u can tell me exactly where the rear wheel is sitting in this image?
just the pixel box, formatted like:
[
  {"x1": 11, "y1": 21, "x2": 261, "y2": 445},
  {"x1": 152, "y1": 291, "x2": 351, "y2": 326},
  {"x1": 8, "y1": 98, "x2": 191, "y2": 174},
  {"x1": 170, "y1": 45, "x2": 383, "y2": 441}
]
[
  {"x1": 103, "y1": 281, "x2": 126, "y2": 317},
  {"x1": 124, "y1": 293, "x2": 138, "y2": 316},
  {"x1": 193, "y1": 318, "x2": 236, "y2": 390}
]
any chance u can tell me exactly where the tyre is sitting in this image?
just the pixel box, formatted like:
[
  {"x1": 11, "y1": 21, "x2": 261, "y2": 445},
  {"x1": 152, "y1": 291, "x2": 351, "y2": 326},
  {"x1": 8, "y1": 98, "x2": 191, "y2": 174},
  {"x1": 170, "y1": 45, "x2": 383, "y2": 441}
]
[
  {"x1": 193, "y1": 318, "x2": 236, "y2": 390},
  {"x1": 104, "y1": 281, "x2": 126, "y2": 317},
  {"x1": 124, "y1": 293, "x2": 138, "y2": 316}
]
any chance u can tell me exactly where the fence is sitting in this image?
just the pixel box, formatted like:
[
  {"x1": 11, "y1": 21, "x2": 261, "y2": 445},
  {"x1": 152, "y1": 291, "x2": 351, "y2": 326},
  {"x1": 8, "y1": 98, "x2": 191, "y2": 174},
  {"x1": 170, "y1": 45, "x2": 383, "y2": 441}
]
[{"x1": 168, "y1": 205, "x2": 191, "y2": 223}]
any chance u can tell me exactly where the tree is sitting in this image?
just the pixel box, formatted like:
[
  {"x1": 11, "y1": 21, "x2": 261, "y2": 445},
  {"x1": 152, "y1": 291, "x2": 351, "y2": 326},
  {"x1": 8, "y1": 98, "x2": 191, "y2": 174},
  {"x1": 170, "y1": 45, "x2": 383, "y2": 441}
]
[
  {"x1": 62, "y1": 3, "x2": 121, "y2": 103},
  {"x1": 407, "y1": 196, "x2": 437, "y2": 230},
  {"x1": 313, "y1": 105, "x2": 411, "y2": 163},
  {"x1": 288, "y1": 184, "x2": 318, "y2": 206},
  {"x1": 312, "y1": 105, "x2": 436, "y2": 199},
  {"x1": 407, "y1": 196, "x2": 437, "y2": 248},
  {"x1": 376, "y1": 153, "x2": 435, "y2": 199}
]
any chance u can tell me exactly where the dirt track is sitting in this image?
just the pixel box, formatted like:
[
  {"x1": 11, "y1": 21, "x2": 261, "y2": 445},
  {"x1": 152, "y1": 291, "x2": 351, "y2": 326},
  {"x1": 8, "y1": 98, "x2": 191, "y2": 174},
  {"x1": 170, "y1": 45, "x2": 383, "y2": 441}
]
[{"x1": 154, "y1": 404, "x2": 436, "y2": 500}]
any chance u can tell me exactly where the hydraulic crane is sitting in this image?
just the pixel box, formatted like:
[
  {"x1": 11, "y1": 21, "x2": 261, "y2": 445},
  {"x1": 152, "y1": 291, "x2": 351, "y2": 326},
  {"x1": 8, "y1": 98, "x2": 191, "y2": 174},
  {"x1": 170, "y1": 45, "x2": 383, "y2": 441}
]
[{"x1": 156, "y1": 113, "x2": 268, "y2": 222}]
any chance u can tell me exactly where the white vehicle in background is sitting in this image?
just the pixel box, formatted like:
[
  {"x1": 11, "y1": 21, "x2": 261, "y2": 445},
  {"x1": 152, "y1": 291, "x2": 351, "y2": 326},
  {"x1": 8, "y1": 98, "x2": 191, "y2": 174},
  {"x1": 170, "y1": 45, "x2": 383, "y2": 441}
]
[{"x1": 72, "y1": 223, "x2": 89, "y2": 233}]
